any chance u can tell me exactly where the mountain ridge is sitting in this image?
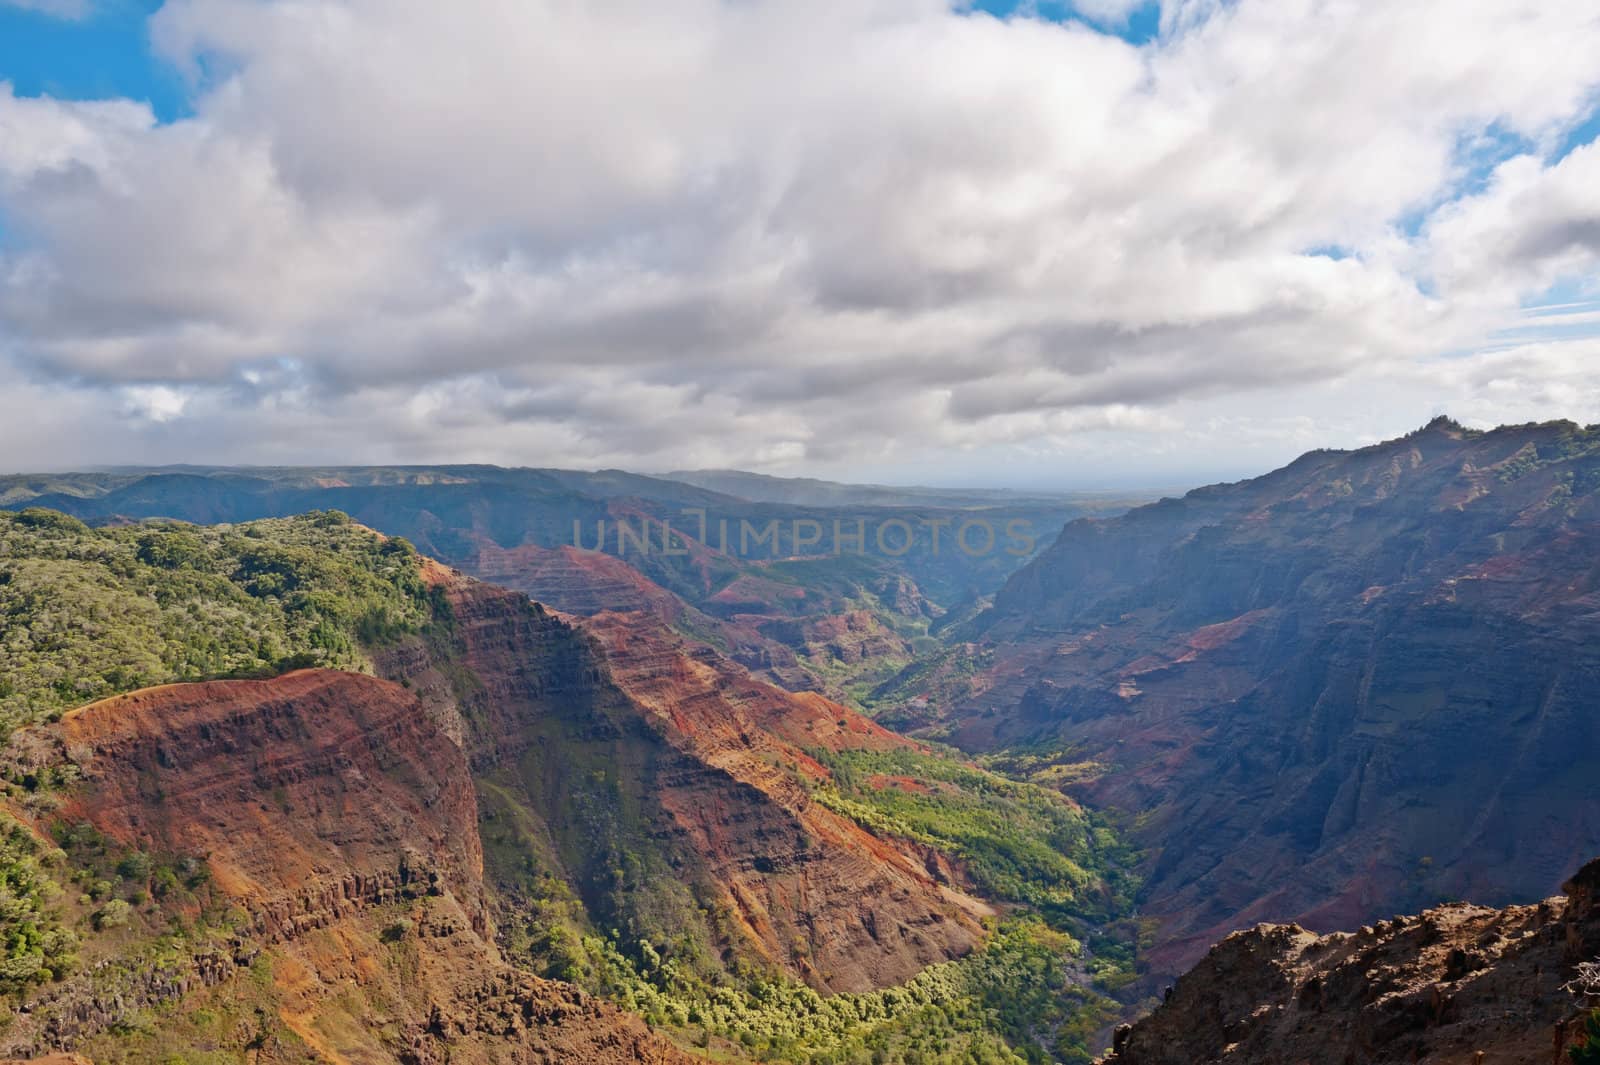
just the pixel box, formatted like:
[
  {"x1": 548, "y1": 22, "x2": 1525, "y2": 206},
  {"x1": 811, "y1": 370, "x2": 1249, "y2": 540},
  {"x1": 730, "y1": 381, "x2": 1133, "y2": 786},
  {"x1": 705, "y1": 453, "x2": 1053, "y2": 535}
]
[{"x1": 908, "y1": 417, "x2": 1600, "y2": 980}]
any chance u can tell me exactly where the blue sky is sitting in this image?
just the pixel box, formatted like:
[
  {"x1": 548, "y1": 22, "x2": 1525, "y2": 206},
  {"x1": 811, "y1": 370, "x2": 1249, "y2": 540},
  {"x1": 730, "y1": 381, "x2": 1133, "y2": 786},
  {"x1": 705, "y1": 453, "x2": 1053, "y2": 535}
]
[
  {"x1": 968, "y1": 0, "x2": 1161, "y2": 42},
  {"x1": 0, "y1": 0, "x2": 191, "y2": 121}
]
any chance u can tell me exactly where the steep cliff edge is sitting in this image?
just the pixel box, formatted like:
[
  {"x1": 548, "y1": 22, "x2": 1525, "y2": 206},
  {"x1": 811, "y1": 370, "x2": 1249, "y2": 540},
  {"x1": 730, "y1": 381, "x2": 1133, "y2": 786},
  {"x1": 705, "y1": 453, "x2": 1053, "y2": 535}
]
[
  {"x1": 932, "y1": 418, "x2": 1600, "y2": 974},
  {"x1": 1, "y1": 513, "x2": 1136, "y2": 1062},
  {"x1": 1102, "y1": 858, "x2": 1600, "y2": 1065},
  {"x1": 2, "y1": 669, "x2": 688, "y2": 1063},
  {"x1": 379, "y1": 570, "x2": 989, "y2": 995},
  {"x1": 59, "y1": 671, "x2": 488, "y2": 939},
  {"x1": 462, "y1": 540, "x2": 922, "y2": 705}
]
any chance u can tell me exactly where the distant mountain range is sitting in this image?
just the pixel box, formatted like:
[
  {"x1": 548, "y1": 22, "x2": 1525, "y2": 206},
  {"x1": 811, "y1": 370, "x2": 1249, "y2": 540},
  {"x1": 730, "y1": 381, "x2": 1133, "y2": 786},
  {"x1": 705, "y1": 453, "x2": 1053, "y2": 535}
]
[{"x1": 0, "y1": 463, "x2": 1151, "y2": 709}]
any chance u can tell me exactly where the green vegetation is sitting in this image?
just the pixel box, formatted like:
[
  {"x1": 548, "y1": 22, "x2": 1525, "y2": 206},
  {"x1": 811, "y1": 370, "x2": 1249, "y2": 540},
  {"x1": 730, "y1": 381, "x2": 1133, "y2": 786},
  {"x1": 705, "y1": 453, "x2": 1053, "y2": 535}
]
[
  {"x1": 478, "y1": 732, "x2": 1142, "y2": 1062},
  {"x1": 68, "y1": 945, "x2": 311, "y2": 1065},
  {"x1": 0, "y1": 505, "x2": 1144, "y2": 1061},
  {"x1": 1574, "y1": 1011, "x2": 1600, "y2": 1065},
  {"x1": 584, "y1": 919, "x2": 1119, "y2": 1064},
  {"x1": 482, "y1": 740, "x2": 1142, "y2": 1063},
  {"x1": 864, "y1": 642, "x2": 992, "y2": 725},
  {"x1": 478, "y1": 739, "x2": 743, "y2": 994},
  {"x1": 0, "y1": 507, "x2": 440, "y2": 1021},
  {"x1": 1492, "y1": 424, "x2": 1600, "y2": 484},
  {"x1": 0, "y1": 809, "x2": 77, "y2": 994},
  {"x1": 979, "y1": 747, "x2": 1108, "y2": 790},
  {"x1": 811, "y1": 748, "x2": 1137, "y2": 927},
  {"x1": 0, "y1": 508, "x2": 435, "y2": 740}
]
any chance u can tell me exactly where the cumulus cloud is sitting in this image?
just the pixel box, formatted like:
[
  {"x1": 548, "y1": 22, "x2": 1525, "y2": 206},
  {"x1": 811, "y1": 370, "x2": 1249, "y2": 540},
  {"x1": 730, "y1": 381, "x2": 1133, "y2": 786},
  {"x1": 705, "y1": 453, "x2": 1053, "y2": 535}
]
[
  {"x1": 1426, "y1": 142, "x2": 1600, "y2": 297},
  {"x1": 1, "y1": 0, "x2": 1599, "y2": 482}
]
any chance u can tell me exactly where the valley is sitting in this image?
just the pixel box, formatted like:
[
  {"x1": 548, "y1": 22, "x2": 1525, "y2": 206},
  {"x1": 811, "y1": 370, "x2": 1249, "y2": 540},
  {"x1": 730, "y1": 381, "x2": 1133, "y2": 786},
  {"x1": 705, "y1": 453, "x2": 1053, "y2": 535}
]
[
  {"x1": 5, "y1": 4, "x2": 1598, "y2": 1061},
  {"x1": 0, "y1": 508, "x2": 1141, "y2": 1063},
  {"x1": 4, "y1": 422, "x2": 1600, "y2": 1063}
]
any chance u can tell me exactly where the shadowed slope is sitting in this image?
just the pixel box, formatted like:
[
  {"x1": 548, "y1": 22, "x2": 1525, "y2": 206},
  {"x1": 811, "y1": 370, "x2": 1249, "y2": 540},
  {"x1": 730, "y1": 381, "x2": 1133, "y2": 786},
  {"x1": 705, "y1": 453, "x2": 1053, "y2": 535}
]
[{"x1": 932, "y1": 418, "x2": 1600, "y2": 975}]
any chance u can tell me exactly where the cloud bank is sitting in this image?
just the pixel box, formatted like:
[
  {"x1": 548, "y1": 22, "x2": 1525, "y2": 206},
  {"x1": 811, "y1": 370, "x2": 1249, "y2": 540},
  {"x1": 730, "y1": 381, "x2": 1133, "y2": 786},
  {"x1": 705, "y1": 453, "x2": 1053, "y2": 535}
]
[{"x1": 1, "y1": 0, "x2": 1599, "y2": 484}]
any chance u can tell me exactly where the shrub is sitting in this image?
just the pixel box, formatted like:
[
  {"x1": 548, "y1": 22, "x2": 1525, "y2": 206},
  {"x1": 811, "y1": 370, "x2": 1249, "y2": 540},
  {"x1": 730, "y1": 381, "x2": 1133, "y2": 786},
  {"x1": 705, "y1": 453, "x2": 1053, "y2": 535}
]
[
  {"x1": 1573, "y1": 1011, "x2": 1600, "y2": 1064},
  {"x1": 93, "y1": 898, "x2": 133, "y2": 930},
  {"x1": 0, "y1": 813, "x2": 78, "y2": 993}
]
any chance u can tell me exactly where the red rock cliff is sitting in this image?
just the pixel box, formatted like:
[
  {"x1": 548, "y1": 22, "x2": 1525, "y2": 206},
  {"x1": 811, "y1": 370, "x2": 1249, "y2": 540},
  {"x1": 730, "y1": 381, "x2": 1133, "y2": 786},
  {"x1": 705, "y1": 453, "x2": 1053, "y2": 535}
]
[{"x1": 7, "y1": 669, "x2": 689, "y2": 1065}]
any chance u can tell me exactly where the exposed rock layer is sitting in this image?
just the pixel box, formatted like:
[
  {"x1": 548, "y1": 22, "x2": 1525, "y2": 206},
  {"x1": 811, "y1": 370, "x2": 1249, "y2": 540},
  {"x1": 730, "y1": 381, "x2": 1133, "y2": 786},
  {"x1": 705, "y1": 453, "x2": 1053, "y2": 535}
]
[
  {"x1": 5, "y1": 670, "x2": 689, "y2": 1064},
  {"x1": 380, "y1": 570, "x2": 988, "y2": 994}
]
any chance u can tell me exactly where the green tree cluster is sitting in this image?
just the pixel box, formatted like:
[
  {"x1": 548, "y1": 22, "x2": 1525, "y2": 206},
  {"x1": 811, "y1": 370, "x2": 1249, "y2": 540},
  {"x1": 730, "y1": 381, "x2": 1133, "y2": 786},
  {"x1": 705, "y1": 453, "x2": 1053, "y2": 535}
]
[
  {"x1": 584, "y1": 919, "x2": 1118, "y2": 1063},
  {"x1": 0, "y1": 809, "x2": 77, "y2": 994},
  {"x1": 810, "y1": 747, "x2": 1137, "y2": 925},
  {"x1": 0, "y1": 508, "x2": 435, "y2": 740}
]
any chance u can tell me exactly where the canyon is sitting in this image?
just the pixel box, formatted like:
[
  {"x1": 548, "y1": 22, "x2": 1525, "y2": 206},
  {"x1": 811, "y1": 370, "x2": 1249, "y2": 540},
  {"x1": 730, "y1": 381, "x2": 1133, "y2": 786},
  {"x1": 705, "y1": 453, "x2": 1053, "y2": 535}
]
[
  {"x1": 5, "y1": 422, "x2": 1600, "y2": 1062},
  {"x1": 0, "y1": 512, "x2": 1127, "y2": 1062},
  {"x1": 925, "y1": 418, "x2": 1600, "y2": 978},
  {"x1": 4, "y1": 668, "x2": 689, "y2": 1064}
]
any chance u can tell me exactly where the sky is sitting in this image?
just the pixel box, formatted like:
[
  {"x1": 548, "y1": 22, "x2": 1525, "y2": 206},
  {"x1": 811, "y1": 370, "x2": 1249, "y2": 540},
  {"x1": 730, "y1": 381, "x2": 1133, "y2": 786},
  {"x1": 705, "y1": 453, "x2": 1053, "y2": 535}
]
[{"x1": 1, "y1": 0, "x2": 1598, "y2": 489}]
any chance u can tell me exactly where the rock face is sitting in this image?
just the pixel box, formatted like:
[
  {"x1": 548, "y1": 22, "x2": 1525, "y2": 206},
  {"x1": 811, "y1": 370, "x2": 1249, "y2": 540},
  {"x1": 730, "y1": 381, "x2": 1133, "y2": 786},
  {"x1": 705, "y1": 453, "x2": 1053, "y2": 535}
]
[
  {"x1": 381, "y1": 569, "x2": 988, "y2": 994},
  {"x1": 59, "y1": 671, "x2": 489, "y2": 941},
  {"x1": 580, "y1": 607, "x2": 989, "y2": 989},
  {"x1": 1102, "y1": 858, "x2": 1600, "y2": 1065},
  {"x1": 7, "y1": 669, "x2": 689, "y2": 1063},
  {"x1": 470, "y1": 542, "x2": 686, "y2": 619},
  {"x1": 460, "y1": 540, "x2": 827, "y2": 694},
  {"x1": 462, "y1": 539, "x2": 924, "y2": 704},
  {"x1": 1, "y1": 551, "x2": 989, "y2": 1062},
  {"x1": 941, "y1": 419, "x2": 1600, "y2": 974}
]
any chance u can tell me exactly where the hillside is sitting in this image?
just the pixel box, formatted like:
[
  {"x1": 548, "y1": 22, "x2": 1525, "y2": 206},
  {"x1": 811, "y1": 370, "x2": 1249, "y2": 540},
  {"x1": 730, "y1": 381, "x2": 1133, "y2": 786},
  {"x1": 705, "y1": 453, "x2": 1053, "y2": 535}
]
[
  {"x1": 2, "y1": 668, "x2": 689, "y2": 1064},
  {"x1": 0, "y1": 511, "x2": 1141, "y2": 1063},
  {"x1": 383, "y1": 567, "x2": 992, "y2": 997},
  {"x1": 0, "y1": 508, "x2": 433, "y2": 739},
  {"x1": 916, "y1": 418, "x2": 1600, "y2": 975}
]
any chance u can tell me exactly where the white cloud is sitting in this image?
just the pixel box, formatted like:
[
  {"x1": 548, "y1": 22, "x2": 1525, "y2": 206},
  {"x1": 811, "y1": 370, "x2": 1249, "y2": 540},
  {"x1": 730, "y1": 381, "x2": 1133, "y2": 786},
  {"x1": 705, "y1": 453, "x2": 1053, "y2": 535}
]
[
  {"x1": 0, "y1": 0, "x2": 91, "y2": 19},
  {"x1": 1, "y1": 0, "x2": 1599, "y2": 481},
  {"x1": 121, "y1": 384, "x2": 191, "y2": 423},
  {"x1": 1069, "y1": 0, "x2": 1149, "y2": 25},
  {"x1": 1425, "y1": 142, "x2": 1600, "y2": 298}
]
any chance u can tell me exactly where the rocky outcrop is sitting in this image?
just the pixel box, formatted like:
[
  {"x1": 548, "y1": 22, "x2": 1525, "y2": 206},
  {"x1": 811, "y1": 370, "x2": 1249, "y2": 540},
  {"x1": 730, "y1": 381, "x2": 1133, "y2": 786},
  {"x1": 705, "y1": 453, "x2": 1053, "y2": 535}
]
[
  {"x1": 1102, "y1": 858, "x2": 1600, "y2": 1065},
  {"x1": 580, "y1": 607, "x2": 989, "y2": 989},
  {"x1": 940, "y1": 419, "x2": 1600, "y2": 976}
]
